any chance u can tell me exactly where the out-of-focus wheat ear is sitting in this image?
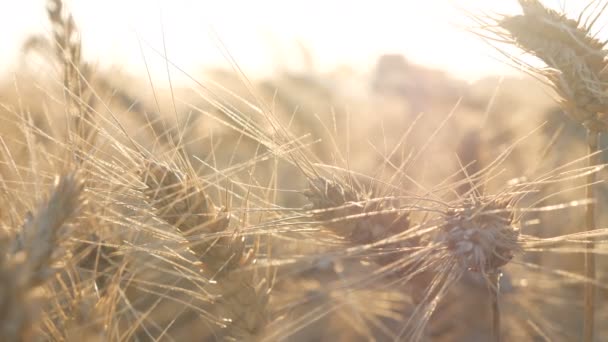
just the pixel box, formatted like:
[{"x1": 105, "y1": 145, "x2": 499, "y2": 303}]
[
  {"x1": 17, "y1": 172, "x2": 85, "y2": 287},
  {"x1": 143, "y1": 161, "x2": 270, "y2": 338},
  {"x1": 0, "y1": 236, "x2": 22, "y2": 342},
  {"x1": 0, "y1": 172, "x2": 84, "y2": 341},
  {"x1": 46, "y1": 0, "x2": 97, "y2": 154},
  {"x1": 142, "y1": 162, "x2": 243, "y2": 273},
  {"x1": 303, "y1": 177, "x2": 410, "y2": 246},
  {"x1": 215, "y1": 271, "x2": 271, "y2": 340},
  {"x1": 490, "y1": 2, "x2": 606, "y2": 340},
  {"x1": 143, "y1": 161, "x2": 218, "y2": 229}
]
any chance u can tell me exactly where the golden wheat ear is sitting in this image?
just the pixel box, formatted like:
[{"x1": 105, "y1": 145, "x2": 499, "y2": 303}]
[
  {"x1": 142, "y1": 161, "x2": 270, "y2": 339},
  {"x1": 302, "y1": 175, "x2": 420, "y2": 286},
  {"x1": 303, "y1": 176, "x2": 410, "y2": 245},
  {"x1": 496, "y1": 0, "x2": 608, "y2": 131},
  {"x1": 15, "y1": 172, "x2": 86, "y2": 286},
  {"x1": 0, "y1": 172, "x2": 84, "y2": 341},
  {"x1": 411, "y1": 196, "x2": 520, "y2": 342},
  {"x1": 142, "y1": 162, "x2": 243, "y2": 273},
  {"x1": 438, "y1": 198, "x2": 521, "y2": 274},
  {"x1": 46, "y1": 0, "x2": 97, "y2": 151},
  {"x1": 485, "y1": 2, "x2": 606, "y2": 340}
]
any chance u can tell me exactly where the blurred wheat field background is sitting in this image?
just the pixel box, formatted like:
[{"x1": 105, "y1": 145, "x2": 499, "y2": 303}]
[{"x1": 1, "y1": 0, "x2": 608, "y2": 341}]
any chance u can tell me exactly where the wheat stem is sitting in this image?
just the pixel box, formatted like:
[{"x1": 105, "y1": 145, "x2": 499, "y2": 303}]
[
  {"x1": 490, "y1": 271, "x2": 501, "y2": 342},
  {"x1": 584, "y1": 129, "x2": 599, "y2": 342}
]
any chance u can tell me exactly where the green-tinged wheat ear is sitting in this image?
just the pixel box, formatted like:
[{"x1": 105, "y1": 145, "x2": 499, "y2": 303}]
[
  {"x1": 143, "y1": 161, "x2": 270, "y2": 339},
  {"x1": 303, "y1": 177, "x2": 410, "y2": 245},
  {"x1": 0, "y1": 172, "x2": 84, "y2": 342}
]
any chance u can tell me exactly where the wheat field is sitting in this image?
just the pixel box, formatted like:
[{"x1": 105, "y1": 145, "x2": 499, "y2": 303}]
[{"x1": 1, "y1": 0, "x2": 608, "y2": 341}]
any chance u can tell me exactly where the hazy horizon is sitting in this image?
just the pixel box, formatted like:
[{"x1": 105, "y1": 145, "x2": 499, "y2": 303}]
[{"x1": 0, "y1": 0, "x2": 602, "y2": 84}]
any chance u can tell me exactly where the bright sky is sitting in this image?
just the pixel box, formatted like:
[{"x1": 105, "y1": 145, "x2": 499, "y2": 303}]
[{"x1": 0, "y1": 0, "x2": 601, "y2": 84}]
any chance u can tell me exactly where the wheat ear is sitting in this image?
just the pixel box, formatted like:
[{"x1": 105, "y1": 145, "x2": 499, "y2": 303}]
[
  {"x1": 143, "y1": 161, "x2": 269, "y2": 339},
  {"x1": 0, "y1": 172, "x2": 84, "y2": 341},
  {"x1": 438, "y1": 197, "x2": 521, "y2": 342},
  {"x1": 303, "y1": 176, "x2": 410, "y2": 245},
  {"x1": 47, "y1": 0, "x2": 97, "y2": 152},
  {"x1": 497, "y1": 0, "x2": 608, "y2": 131},
  {"x1": 486, "y1": 1, "x2": 608, "y2": 339}
]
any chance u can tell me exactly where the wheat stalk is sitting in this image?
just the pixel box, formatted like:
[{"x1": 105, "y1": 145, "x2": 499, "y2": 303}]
[
  {"x1": 584, "y1": 130, "x2": 599, "y2": 341},
  {"x1": 481, "y1": 1, "x2": 608, "y2": 339}
]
